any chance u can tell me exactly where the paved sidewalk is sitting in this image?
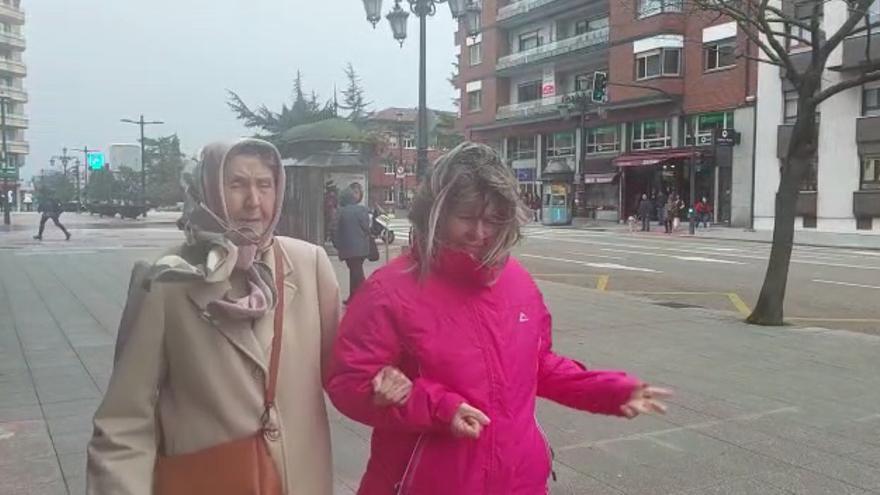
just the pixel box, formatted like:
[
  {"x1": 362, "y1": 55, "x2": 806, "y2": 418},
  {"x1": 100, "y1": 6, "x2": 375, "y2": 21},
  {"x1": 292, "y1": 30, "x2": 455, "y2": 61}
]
[
  {"x1": 1, "y1": 243, "x2": 879, "y2": 494},
  {"x1": 567, "y1": 218, "x2": 880, "y2": 251}
]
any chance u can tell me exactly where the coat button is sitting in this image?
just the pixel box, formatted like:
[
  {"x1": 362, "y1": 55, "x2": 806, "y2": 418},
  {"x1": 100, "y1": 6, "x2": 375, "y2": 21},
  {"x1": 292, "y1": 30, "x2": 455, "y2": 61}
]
[{"x1": 251, "y1": 364, "x2": 264, "y2": 379}]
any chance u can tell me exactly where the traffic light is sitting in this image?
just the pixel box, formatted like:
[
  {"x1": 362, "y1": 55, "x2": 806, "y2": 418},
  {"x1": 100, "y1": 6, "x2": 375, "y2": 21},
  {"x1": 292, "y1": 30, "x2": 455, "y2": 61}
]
[{"x1": 592, "y1": 71, "x2": 608, "y2": 103}]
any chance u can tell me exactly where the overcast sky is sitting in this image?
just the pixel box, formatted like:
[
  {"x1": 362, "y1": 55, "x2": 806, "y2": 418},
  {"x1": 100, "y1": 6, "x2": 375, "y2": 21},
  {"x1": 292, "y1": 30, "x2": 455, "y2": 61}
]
[{"x1": 24, "y1": 0, "x2": 459, "y2": 180}]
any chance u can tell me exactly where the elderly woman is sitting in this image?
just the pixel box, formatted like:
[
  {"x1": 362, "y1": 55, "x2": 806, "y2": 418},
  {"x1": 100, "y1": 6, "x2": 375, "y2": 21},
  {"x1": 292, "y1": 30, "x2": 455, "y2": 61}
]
[
  {"x1": 87, "y1": 139, "x2": 340, "y2": 495},
  {"x1": 327, "y1": 142, "x2": 670, "y2": 494}
]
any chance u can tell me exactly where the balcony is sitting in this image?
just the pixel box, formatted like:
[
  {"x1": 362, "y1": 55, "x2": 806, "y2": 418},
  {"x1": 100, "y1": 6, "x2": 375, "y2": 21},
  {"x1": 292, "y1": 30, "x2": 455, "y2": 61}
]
[
  {"x1": 497, "y1": 0, "x2": 598, "y2": 27},
  {"x1": 0, "y1": 3, "x2": 24, "y2": 24},
  {"x1": 2, "y1": 113, "x2": 27, "y2": 128},
  {"x1": 0, "y1": 86, "x2": 26, "y2": 102},
  {"x1": 497, "y1": 94, "x2": 566, "y2": 121},
  {"x1": 834, "y1": 34, "x2": 880, "y2": 71},
  {"x1": 6, "y1": 140, "x2": 28, "y2": 154},
  {"x1": 0, "y1": 31, "x2": 24, "y2": 50},
  {"x1": 0, "y1": 59, "x2": 25, "y2": 76},
  {"x1": 496, "y1": 27, "x2": 608, "y2": 73}
]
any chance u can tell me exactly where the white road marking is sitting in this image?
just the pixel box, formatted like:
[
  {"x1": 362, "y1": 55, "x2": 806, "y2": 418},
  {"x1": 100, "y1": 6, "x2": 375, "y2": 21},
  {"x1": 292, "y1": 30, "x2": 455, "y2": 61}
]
[
  {"x1": 854, "y1": 250, "x2": 880, "y2": 257},
  {"x1": 520, "y1": 253, "x2": 660, "y2": 273},
  {"x1": 563, "y1": 251, "x2": 626, "y2": 261},
  {"x1": 813, "y1": 279, "x2": 880, "y2": 290},
  {"x1": 0, "y1": 427, "x2": 14, "y2": 441},
  {"x1": 674, "y1": 256, "x2": 744, "y2": 265}
]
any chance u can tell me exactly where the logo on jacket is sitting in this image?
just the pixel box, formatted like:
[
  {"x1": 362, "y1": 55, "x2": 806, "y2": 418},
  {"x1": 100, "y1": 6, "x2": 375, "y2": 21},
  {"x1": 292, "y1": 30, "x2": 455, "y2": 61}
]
[{"x1": 519, "y1": 312, "x2": 529, "y2": 323}]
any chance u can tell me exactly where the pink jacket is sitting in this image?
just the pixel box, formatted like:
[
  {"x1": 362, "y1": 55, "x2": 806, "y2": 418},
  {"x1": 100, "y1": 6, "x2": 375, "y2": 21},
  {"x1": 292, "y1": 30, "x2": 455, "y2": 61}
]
[{"x1": 327, "y1": 251, "x2": 641, "y2": 494}]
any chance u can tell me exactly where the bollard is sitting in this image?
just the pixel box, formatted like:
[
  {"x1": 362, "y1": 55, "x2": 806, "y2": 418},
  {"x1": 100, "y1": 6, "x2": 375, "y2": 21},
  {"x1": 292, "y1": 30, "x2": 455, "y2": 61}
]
[{"x1": 688, "y1": 208, "x2": 696, "y2": 235}]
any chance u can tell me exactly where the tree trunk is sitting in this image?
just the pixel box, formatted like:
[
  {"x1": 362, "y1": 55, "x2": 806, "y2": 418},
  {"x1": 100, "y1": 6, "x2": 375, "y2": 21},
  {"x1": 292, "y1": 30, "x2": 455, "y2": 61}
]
[{"x1": 747, "y1": 111, "x2": 816, "y2": 326}]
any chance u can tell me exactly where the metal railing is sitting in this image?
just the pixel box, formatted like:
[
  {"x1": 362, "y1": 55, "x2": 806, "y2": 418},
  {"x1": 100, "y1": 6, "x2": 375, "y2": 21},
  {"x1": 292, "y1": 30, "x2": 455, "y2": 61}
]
[
  {"x1": 6, "y1": 140, "x2": 28, "y2": 154},
  {"x1": 497, "y1": 0, "x2": 563, "y2": 22},
  {"x1": 497, "y1": 94, "x2": 568, "y2": 120},
  {"x1": 497, "y1": 27, "x2": 609, "y2": 71},
  {"x1": 0, "y1": 4, "x2": 24, "y2": 23},
  {"x1": 0, "y1": 31, "x2": 24, "y2": 49},
  {"x1": 4, "y1": 113, "x2": 27, "y2": 128},
  {"x1": 0, "y1": 86, "x2": 26, "y2": 101},
  {"x1": 0, "y1": 59, "x2": 26, "y2": 75}
]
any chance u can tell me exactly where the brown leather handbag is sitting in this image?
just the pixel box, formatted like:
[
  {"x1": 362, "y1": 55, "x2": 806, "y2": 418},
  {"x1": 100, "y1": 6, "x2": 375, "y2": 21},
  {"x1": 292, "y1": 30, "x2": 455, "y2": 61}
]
[{"x1": 154, "y1": 246, "x2": 286, "y2": 495}]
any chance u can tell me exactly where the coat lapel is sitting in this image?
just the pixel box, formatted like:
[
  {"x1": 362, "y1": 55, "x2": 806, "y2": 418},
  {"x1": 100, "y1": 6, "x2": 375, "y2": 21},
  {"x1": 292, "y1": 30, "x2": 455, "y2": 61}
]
[
  {"x1": 187, "y1": 280, "x2": 269, "y2": 373},
  {"x1": 254, "y1": 244, "x2": 298, "y2": 356}
]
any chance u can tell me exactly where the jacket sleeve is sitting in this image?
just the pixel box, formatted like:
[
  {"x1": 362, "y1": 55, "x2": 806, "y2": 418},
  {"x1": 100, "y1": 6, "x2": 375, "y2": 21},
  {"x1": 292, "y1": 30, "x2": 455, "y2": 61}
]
[
  {"x1": 315, "y1": 246, "x2": 341, "y2": 384},
  {"x1": 87, "y1": 267, "x2": 167, "y2": 495},
  {"x1": 326, "y1": 281, "x2": 465, "y2": 433},
  {"x1": 535, "y1": 301, "x2": 640, "y2": 417}
]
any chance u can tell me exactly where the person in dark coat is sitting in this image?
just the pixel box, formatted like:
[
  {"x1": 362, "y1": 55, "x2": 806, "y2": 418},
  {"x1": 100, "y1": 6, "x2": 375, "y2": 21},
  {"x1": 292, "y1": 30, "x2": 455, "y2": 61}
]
[
  {"x1": 34, "y1": 195, "x2": 71, "y2": 241},
  {"x1": 637, "y1": 193, "x2": 653, "y2": 232},
  {"x1": 334, "y1": 186, "x2": 371, "y2": 302}
]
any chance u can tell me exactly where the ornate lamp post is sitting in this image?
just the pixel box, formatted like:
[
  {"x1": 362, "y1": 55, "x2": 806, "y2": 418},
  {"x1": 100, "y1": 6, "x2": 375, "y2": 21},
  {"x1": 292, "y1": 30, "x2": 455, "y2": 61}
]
[{"x1": 361, "y1": 0, "x2": 481, "y2": 181}]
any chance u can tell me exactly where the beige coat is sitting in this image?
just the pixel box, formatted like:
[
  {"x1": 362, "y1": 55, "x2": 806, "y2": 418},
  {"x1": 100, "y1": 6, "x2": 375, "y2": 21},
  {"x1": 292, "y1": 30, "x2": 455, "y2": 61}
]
[{"x1": 87, "y1": 237, "x2": 340, "y2": 495}]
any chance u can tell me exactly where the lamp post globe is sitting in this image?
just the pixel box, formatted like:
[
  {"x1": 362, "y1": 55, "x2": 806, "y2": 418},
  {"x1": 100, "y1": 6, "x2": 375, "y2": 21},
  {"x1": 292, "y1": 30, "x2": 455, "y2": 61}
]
[
  {"x1": 386, "y1": 3, "x2": 410, "y2": 46},
  {"x1": 362, "y1": 0, "x2": 383, "y2": 27}
]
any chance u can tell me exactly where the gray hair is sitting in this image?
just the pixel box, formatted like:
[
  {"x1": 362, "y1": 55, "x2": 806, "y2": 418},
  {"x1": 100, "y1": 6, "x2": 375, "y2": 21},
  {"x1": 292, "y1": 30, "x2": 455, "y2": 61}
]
[{"x1": 408, "y1": 142, "x2": 530, "y2": 277}]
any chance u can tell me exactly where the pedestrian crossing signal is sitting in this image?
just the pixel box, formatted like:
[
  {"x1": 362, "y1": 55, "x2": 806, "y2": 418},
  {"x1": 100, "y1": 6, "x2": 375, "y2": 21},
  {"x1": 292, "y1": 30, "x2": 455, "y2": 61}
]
[{"x1": 592, "y1": 71, "x2": 608, "y2": 103}]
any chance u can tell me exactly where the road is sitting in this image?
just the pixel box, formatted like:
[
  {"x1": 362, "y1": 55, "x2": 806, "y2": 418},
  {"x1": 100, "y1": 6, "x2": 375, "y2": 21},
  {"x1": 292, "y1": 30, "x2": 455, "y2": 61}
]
[{"x1": 516, "y1": 227, "x2": 880, "y2": 335}]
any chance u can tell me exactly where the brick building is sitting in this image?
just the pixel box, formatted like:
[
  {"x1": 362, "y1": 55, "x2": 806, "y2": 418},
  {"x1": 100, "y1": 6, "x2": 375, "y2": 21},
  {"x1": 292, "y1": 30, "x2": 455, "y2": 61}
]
[
  {"x1": 365, "y1": 107, "x2": 459, "y2": 211},
  {"x1": 455, "y1": 0, "x2": 757, "y2": 225}
]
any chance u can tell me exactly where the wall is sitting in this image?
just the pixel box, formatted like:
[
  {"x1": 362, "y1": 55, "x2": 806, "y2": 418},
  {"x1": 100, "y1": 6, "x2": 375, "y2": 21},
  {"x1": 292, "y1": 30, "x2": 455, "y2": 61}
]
[
  {"x1": 753, "y1": 51, "x2": 783, "y2": 230},
  {"x1": 731, "y1": 106, "x2": 755, "y2": 227}
]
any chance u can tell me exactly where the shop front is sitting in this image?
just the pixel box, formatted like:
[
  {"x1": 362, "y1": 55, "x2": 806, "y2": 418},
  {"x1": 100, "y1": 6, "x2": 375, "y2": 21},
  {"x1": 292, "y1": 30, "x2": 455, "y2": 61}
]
[{"x1": 614, "y1": 148, "x2": 714, "y2": 221}]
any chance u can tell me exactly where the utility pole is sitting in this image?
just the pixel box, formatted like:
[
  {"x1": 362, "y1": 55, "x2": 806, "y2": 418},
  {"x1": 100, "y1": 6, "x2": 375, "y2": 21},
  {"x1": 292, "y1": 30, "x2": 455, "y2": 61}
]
[
  {"x1": 1, "y1": 95, "x2": 9, "y2": 225},
  {"x1": 121, "y1": 114, "x2": 163, "y2": 207},
  {"x1": 72, "y1": 146, "x2": 98, "y2": 205}
]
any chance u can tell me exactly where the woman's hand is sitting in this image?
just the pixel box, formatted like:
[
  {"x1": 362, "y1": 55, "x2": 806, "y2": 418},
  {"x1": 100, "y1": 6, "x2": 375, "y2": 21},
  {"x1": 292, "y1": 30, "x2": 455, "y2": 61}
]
[
  {"x1": 621, "y1": 384, "x2": 673, "y2": 419},
  {"x1": 450, "y1": 403, "x2": 491, "y2": 439},
  {"x1": 371, "y1": 366, "x2": 412, "y2": 407}
]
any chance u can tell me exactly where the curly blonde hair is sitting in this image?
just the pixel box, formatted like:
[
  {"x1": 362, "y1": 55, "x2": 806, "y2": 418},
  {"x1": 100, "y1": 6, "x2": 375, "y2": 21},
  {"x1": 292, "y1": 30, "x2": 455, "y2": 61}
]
[{"x1": 408, "y1": 142, "x2": 531, "y2": 277}]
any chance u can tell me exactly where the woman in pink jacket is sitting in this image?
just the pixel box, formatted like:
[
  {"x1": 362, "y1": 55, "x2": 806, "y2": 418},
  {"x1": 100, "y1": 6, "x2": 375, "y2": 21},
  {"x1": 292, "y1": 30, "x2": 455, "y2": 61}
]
[{"x1": 327, "y1": 142, "x2": 670, "y2": 495}]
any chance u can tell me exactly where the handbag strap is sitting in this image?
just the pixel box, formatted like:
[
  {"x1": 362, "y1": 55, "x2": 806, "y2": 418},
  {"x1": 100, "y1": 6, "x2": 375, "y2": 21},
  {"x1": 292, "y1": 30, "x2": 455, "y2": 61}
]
[{"x1": 262, "y1": 243, "x2": 285, "y2": 430}]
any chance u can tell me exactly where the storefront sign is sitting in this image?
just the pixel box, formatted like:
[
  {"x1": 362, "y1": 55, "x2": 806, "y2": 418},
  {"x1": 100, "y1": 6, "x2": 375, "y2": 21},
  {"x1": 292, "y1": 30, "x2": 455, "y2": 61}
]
[
  {"x1": 714, "y1": 128, "x2": 740, "y2": 146},
  {"x1": 542, "y1": 66, "x2": 556, "y2": 97},
  {"x1": 515, "y1": 169, "x2": 536, "y2": 182}
]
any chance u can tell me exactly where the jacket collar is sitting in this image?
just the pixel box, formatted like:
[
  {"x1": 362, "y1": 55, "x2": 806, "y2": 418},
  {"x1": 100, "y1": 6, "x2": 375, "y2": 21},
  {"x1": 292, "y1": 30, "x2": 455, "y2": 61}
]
[{"x1": 186, "y1": 243, "x2": 298, "y2": 373}]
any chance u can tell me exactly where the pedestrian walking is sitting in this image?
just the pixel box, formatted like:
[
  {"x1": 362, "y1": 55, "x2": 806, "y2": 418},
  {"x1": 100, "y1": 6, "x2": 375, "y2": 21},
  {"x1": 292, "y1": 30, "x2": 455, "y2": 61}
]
[
  {"x1": 87, "y1": 138, "x2": 341, "y2": 495},
  {"x1": 638, "y1": 193, "x2": 653, "y2": 232},
  {"x1": 334, "y1": 185, "x2": 371, "y2": 303},
  {"x1": 327, "y1": 142, "x2": 672, "y2": 495},
  {"x1": 33, "y1": 194, "x2": 71, "y2": 241},
  {"x1": 664, "y1": 195, "x2": 676, "y2": 234}
]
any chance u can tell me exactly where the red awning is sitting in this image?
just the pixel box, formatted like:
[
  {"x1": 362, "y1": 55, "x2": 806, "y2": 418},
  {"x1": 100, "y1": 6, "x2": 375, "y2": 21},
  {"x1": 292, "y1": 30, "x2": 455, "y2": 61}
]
[{"x1": 613, "y1": 149, "x2": 703, "y2": 167}]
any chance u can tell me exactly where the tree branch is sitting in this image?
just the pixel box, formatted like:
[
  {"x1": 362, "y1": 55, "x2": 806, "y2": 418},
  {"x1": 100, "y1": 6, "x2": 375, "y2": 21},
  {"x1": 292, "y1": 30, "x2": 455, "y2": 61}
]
[
  {"x1": 813, "y1": 69, "x2": 880, "y2": 105},
  {"x1": 818, "y1": 0, "x2": 875, "y2": 64}
]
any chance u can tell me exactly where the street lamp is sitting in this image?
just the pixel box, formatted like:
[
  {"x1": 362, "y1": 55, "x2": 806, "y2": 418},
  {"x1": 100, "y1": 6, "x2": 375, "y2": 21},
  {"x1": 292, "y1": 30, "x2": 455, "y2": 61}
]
[
  {"x1": 121, "y1": 115, "x2": 163, "y2": 208},
  {"x1": 361, "y1": 0, "x2": 481, "y2": 181}
]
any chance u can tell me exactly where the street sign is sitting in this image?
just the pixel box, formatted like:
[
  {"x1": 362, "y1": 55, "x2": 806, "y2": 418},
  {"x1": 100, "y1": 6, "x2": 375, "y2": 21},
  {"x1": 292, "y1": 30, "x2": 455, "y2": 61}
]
[
  {"x1": 715, "y1": 128, "x2": 740, "y2": 146},
  {"x1": 87, "y1": 152, "x2": 106, "y2": 170},
  {"x1": 0, "y1": 167, "x2": 17, "y2": 181}
]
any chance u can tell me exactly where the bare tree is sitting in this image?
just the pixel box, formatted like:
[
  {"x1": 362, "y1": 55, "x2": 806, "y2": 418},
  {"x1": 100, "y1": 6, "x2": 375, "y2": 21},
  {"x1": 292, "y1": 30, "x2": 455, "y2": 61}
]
[{"x1": 688, "y1": 0, "x2": 879, "y2": 325}]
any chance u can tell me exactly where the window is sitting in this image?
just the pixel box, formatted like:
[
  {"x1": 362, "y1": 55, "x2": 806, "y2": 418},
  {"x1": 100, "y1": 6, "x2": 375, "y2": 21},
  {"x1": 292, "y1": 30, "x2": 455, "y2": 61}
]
[
  {"x1": 510, "y1": 136, "x2": 537, "y2": 160},
  {"x1": 518, "y1": 31, "x2": 541, "y2": 52},
  {"x1": 574, "y1": 73, "x2": 592, "y2": 92},
  {"x1": 783, "y1": 90, "x2": 799, "y2": 124},
  {"x1": 586, "y1": 126, "x2": 620, "y2": 154},
  {"x1": 864, "y1": 82, "x2": 880, "y2": 116},
  {"x1": 638, "y1": 0, "x2": 682, "y2": 18},
  {"x1": 636, "y1": 48, "x2": 681, "y2": 80},
  {"x1": 632, "y1": 120, "x2": 672, "y2": 150},
  {"x1": 787, "y1": 2, "x2": 822, "y2": 49},
  {"x1": 383, "y1": 160, "x2": 395, "y2": 174},
  {"x1": 575, "y1": 17, "x2": 608, "y2": 35},
  {"x1": 862, "y1": 156, "x2": 880, "y2": 190},
  {"x1": 705, "y1": 38, "x2": 736, "y2": 71},
  {"x1": 518, "y1": 80, "x2": 541, "y2": 102},
  {"x1": 403, "y1": 136, "x2": 415, "y2": 149},
  {"x1": 546, "y1": 132, "x2": 575, "y2": 158},
  {"x1": 384, "y1": 188, "x2": 395, "y2": 203},
  {"x1": 467, "y1": 90, "x2": 482, "y2": 112},
  {"x1": 686, "y1": 112, "x2": 734, "y2": 146},
  {"x1": 800, "y1": 157, "x2": 818, "y2": 192},
  {"x1": 469, "y1": 42, "x2": 482, "y2": 66}
]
